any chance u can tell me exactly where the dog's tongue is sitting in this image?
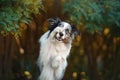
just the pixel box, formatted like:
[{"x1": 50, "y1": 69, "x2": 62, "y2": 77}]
[{"x1": 62, "y1": 38, "x2": 69, "y2": 43}]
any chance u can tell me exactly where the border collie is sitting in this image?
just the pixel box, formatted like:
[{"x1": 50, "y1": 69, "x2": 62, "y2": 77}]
[{"x1": 37, "y1": 18, "x2": 79, "y2": 80}]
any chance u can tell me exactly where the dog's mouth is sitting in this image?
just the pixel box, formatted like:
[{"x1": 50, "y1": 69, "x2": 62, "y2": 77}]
[
  {"x1": 54, "y1": 32, "x2": 71, "y2": 43},
  {"x1": 55, "y1": 36, "x2": 70, "y2": 43},
  {"x1": 55, "y1": 37, "x2": 62, "y2": 41},
  {"x1": 62, "y1": 38, "x2": 70, "y2": 43}
]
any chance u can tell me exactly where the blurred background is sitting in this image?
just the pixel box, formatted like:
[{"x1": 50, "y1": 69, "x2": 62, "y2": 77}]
[{"x1": 0, "y1": 0, "x2": 120, "y2": 80}]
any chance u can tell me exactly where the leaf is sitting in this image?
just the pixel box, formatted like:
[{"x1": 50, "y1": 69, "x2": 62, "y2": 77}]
[
  {"x1": 20, "y1": 18, "x2": 30, "y2": 24},
  {"x1": 85, "y1": 23, "x2": 95, "y2": 34},
  {"x1": 15, "y1": 23, "x2": 19, "y2": 29},
  {"x1": 115, "y1": 21, "x2": 120, "y2": 27},
  {"x1": 0, "y1": 21, "x2": 7, "y2": 27}
]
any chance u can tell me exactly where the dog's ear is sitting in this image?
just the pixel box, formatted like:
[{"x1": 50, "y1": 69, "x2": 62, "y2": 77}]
[
  {"x1": 71, "y1": 25, "x2": 80, "y2": 37},
  {"x1": 48, "y1": 18, "x2": 61, "y2": 26},
  {"x1": 48, "y1": 18, "x2": 61, "y2": 31},
  {"x1": 48, "y1": 18, "x2": 61, "y2": 30},
  {"x1": 47, "y1": 18, "x2": 62, "y2": 37},
  {"x1": 48, "y1": 18, "x2": 56, "y2": 25}
]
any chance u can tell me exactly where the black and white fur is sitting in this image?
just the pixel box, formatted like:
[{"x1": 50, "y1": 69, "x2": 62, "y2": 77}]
[{"x1": 37, "y1": 18, "x2": 79, "y2": 80}]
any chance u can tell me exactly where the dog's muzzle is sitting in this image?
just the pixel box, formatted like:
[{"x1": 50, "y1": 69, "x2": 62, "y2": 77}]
[{"x1": 55, "y1": 32, "x2": 71, "y2": 43}]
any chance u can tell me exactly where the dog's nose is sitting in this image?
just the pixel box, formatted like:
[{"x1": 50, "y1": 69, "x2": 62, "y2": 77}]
[{"x1": 59, "y1": 32, "x2": 63, "y2": 37}]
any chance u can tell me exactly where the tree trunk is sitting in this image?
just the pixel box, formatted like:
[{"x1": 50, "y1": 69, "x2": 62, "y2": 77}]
[{"x1": 82, "y1": 33, "x2": 101, "y2": 80}]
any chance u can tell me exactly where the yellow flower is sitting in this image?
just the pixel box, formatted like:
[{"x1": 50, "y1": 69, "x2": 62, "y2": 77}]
[
  {"x1": 104, "y1": 28, "x2": 110, "y2": 35},
  {"x1": 24, "y1": 71, "x2": 31, "y2": 76},
  {"x1": 72, "y1": 72, "x2": 77, "y2": 78}
]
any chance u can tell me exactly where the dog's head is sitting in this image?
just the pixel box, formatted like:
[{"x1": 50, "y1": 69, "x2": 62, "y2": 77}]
[{"x1": 48, "y1": 18, "x2": 80, "y2": 43}]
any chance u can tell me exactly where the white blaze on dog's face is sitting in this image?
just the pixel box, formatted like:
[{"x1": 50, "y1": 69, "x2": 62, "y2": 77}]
[
  {"x1": 48, "y1": 18, "x2": 79, "y2": 43},
  {"x1": 53, "y1": 22, "x2": 72, "y2": 43}
]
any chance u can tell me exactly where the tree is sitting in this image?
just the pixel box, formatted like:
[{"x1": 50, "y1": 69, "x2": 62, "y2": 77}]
[
  {"x1": 63, "y1": 0, "x2": 120, "y2": 34},
  {"x1": 0, "y1": 0, "x2": 44, "y2": 36},
  {"x1": 0, "y1": 0, "x2": 44, "y2": 79},
  {"x1": 63, "y1": 0, "x2": 120, "y2": 80}
]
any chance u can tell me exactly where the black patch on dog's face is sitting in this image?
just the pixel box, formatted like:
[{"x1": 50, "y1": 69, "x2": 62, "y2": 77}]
[
  {"x1": 71, "y1": 25, "x2": 80, "y2": 36},
  {"x1": 48, "y1": 18, "x2": 62, "y2": 36}
]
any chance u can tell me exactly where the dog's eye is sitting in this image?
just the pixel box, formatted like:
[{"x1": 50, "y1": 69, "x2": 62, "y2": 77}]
[{"x1": 65, "y1": 29, "x2": 69, "y2": 33}]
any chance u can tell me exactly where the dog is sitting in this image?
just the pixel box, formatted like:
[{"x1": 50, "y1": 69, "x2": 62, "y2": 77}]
[{"x1": 37, "y1": 18, "x2": 79, "y2": 80}]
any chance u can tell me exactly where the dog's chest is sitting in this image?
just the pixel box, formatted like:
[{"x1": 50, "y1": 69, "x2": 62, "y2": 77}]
[{"x1": 51, "y1": 43, "x2": 71, "y2": 57}]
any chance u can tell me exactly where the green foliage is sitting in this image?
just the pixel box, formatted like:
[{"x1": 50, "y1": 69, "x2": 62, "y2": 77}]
[
  {"x1": 63, "y1": 0, "x2": 120, "y2": 34},
  {"x1": 0, "y1": 0, "x2": 44, "y2": 35}
]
